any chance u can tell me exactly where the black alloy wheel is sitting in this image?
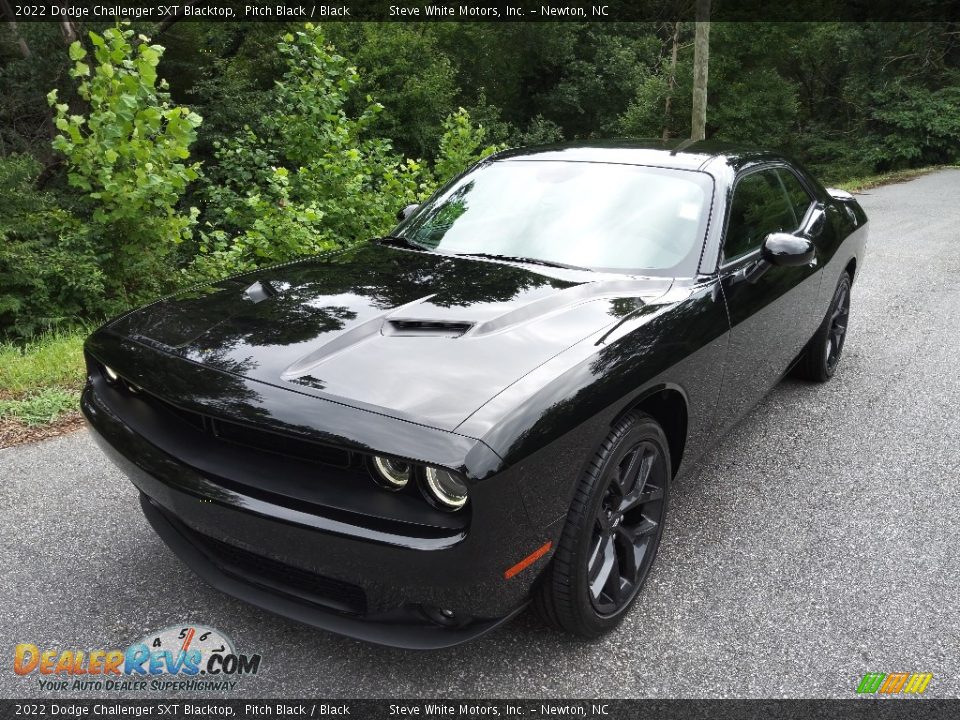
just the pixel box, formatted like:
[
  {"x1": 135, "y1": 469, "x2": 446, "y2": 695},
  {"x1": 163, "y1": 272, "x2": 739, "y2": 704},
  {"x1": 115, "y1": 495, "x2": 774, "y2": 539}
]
[
  {"x1": 795, "y1": 272, "x2": 853, "y2": 382},
  {"x1": 587, "y1": 440, "x2": 666, "y2": 616},
  {"x1": 535, "y1": 412, "x2": 670, "y2": 638},
  {"x1": 824, "y1": 279, "x2": 851, "y2": 374}
]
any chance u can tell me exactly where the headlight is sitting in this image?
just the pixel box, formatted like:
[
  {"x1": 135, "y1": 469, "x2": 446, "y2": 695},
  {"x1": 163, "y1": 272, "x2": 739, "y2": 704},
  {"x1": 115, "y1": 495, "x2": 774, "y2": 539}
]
[
  {"x1": 102, "y1": 365, "x2": 119, "y2": 383},
  {"x1": 371, "y1": 456, "x2": 411, "y2": 490},
  {"x1": 424, "y1": 467, "x2": 469, "y2": 510}
]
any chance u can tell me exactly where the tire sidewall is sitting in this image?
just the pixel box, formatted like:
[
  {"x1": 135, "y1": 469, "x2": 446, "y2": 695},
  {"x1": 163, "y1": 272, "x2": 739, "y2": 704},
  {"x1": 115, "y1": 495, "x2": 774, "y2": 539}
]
[
  {"x1": 567, "y1": 415, "x2": 671, "y2": 635},
  {"x1": 821, "y1": 273, "x2": 852, "y2": 379}
]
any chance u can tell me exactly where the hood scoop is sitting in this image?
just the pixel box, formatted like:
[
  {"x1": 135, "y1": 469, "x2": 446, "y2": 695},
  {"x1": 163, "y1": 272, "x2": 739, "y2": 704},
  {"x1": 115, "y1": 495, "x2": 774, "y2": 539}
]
[
  {"x1": 280, "y1": 313, "x2": 474, "y2": 381},
  {"x1": 280, "y1": 295, "x2": 469, "y2": 381},
  {"x1": 385, "y1": 319, "x2": 473, "y2": 338}
]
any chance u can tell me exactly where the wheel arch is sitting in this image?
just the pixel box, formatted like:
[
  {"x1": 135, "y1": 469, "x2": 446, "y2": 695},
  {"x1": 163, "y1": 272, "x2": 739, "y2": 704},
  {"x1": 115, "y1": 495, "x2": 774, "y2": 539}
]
[
  {"x1": 613, "y1": 385, "x2": 688, "y2": 478},
  {"x1": 845, "y1": 257, "x2": 857, "y2": 283}
]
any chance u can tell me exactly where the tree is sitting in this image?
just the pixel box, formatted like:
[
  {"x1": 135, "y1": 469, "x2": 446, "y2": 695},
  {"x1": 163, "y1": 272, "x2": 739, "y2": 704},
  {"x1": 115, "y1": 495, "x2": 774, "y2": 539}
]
[
  {"x1": 0, "y1": 0, "x2": 31, "y2": 59},
  {"x1": 662, "y1": 21, "x2": 682, "y2": 140}
]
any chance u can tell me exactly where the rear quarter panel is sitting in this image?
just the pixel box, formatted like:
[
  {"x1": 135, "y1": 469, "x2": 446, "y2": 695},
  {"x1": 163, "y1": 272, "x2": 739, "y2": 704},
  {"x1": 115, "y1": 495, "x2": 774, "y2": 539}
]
[{"x1": 819, "y1": 190, "x2": 870, "y2": 302}]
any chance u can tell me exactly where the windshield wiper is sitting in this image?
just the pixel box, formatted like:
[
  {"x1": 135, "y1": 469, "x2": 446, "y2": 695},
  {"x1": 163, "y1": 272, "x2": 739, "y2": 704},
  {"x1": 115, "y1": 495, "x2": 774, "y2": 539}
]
[
  {"x1": 378, "y1": 240, "x2": 588, "y2": 270},
  {"x1": 377, "y1": 235, "x2": 429, "y2": 251},
  {"x1": 453, "y1": 252, "x2": 588, "y2": 271}
]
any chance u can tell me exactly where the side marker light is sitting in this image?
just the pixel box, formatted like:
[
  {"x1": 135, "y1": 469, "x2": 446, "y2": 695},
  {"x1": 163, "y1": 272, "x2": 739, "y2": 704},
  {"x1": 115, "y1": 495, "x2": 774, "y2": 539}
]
[{"x1": 504, "y1": 541, "x2": 553, "y2": 580}]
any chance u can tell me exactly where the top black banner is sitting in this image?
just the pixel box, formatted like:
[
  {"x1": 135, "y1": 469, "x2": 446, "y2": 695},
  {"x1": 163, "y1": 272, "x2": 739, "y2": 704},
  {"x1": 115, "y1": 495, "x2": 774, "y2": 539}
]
[{"x1": 3, "y1": 0, "x2": 960, "y2": 23}]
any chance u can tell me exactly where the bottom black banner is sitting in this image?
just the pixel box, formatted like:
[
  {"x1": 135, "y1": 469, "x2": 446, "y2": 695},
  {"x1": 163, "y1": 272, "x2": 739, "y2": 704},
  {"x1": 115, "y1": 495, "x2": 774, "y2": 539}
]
[{"x1": 2, "y1": 700, "x2": 960, "y2": 720}]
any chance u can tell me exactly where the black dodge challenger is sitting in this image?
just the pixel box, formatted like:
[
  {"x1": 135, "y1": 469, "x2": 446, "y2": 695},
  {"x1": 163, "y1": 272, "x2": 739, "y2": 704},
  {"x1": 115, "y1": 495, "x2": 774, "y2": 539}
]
[{"x1": 82, "y1": 141, "x2": 868, "y2": 648}]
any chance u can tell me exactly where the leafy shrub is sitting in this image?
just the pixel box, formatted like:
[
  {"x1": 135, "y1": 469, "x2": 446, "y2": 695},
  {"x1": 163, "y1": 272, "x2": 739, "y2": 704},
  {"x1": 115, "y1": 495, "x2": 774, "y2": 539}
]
[
  {"x1": 189, "y1": 25, "x2": 499, "y2": 282},
  {"x1": 324, "y1": 23, "x2": 461, "y2": 158},
  {"x1": 863, "y1": 84, "x2": 960, "y2": 170},
  {"x1": 434, "y1": 107, "x2": 500, "y2": 184},
  {"x1": 48, "y1": 24, "x2": 202, "y2": 304},
  {"x1": 617, "y1": 73, "x2": 675, "y2": 138},
  {"x1": 0, "y1": 155, "x2": 104, "y2": 340},
  {"x1": 513, "y1": 114, "x2": 566, "y2": 146}
]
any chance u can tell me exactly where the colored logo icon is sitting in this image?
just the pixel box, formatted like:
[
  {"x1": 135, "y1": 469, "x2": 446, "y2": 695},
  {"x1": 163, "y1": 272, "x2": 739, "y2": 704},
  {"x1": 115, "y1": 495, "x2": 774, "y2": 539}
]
[{"x1": 856, "y1": 672, "x2": 933, "y2": 695}]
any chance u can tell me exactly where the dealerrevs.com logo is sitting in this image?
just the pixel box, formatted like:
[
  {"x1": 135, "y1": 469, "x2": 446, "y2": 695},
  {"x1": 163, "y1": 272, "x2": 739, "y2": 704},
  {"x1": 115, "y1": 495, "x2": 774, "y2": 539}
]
[{"x1": 14, "y1": 625, "x2": 261, "y2": 693}]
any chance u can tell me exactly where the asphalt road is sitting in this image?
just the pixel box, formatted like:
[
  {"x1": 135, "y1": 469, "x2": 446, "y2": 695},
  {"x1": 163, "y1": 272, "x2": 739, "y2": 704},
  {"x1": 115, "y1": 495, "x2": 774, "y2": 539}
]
[{"x1": 2, "y1": 170, "x2": 959, "y2": 700}]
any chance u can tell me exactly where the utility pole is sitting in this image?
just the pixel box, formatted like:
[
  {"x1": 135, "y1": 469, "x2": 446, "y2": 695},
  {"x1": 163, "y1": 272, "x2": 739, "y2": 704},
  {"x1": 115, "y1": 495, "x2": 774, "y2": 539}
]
[{"x1": 690, "y1": 0, "x2": 711, "y2": 141}]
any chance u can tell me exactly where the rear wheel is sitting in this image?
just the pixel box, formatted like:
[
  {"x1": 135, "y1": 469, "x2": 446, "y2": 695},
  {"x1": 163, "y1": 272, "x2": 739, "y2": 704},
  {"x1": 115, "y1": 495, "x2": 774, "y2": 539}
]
[
  {"x1": 795, "y1": 272, "x2": 852, "y2": 382},
  {"x1": 534, "y1": 412, "x2": 670, "y2": 638}
]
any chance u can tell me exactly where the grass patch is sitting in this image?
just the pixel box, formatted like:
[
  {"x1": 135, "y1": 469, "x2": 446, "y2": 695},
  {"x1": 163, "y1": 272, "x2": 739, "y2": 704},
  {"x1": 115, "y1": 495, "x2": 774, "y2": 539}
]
[
  {"x1": 0, "y1": 328, "x2": 86, "y2": 430},
  {"x1": 834, "y1": 165, "x2": 960, "y2": 193},
  {"x1": 0, "y1": 387, "x2": 79, "y2": 426},
  {"x1": 0, "y1": 327, "x2": 86, "y2": 398}
]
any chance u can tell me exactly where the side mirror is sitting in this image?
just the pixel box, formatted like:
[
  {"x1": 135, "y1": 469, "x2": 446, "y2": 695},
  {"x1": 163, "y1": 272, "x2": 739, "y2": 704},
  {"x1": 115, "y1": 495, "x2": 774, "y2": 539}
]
[
  {"x1": 397, "y1": 204, "x2": 419, "y2": 222},
  {"x1": 761, "y1": 232, "x2": 816, "y2": 267}
]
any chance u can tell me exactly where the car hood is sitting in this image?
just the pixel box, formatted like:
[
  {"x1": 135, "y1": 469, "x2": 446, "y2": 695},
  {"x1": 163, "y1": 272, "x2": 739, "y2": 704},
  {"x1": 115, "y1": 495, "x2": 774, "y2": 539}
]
[{"x1": 107, "y1": 243, "x2": 673, "y2": 431}]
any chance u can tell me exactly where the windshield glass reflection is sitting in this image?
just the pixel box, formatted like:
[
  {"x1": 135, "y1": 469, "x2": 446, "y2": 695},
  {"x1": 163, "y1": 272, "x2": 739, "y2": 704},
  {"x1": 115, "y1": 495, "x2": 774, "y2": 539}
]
[{"x1": 398, "y1": 160, "x2": 713, "y2": 275}]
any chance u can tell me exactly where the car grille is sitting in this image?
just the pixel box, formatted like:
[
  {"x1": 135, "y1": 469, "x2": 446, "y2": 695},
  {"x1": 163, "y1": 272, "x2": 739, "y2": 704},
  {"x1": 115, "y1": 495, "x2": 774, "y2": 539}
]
[
  {"x1": 191, "y1": 529, "x2": 368, "y2": 615},
  {"x1": 142, "y1": 392, "x2": 352, "y2": 469}
]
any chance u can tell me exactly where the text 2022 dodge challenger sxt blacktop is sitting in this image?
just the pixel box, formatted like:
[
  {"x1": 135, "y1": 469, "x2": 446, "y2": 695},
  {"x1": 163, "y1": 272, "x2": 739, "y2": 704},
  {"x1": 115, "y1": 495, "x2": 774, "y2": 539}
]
[{"x1": 82, "y1": 141, "x2": 867, "y2": 649}]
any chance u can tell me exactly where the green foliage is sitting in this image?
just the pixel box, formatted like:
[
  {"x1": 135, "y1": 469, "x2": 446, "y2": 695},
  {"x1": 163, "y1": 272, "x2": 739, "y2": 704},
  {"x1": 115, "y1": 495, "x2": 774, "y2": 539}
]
[
  {"x1": 617, "y1": 72, "x2": 675, "y2": 138},
  {"x1": 324, "y1": 23, "x2": 460, "y2": 158},
  {"x1": 48, "y1": 24, "x2": 202, "y2": 303},
  {"x1": 190, "y1": 25, "x2": 411, "y2": 279},
  {"x1": 705, "y1": 24, "x2": 800, "y2": 148},
  {"x1": 0, "y1": 326, "x2": 85, "y2": 426},
  {"x1": 4, "y1": 19, "x2": 960, "y2": 348},
  {"x1": 434, "y1": 107, "x2": 500, "y2": 183},
  {"x1": 189, "y1": 25, "x2": 499, "y2": 282},
  {"x1": 514, "y1": 115, "x2": 566, "y2": 145},
  {"x1": 0, "y1": 388, "x2": 78, "y2": 426},
  {"x1": 0, "y1": 155, "x2": 104, "y2": 340},
  {"x1": 0, "y1": 23, "x2": 73, "y2": 157},
  {"x1": 176, "y1": 24, "x2": 292, "y2": 169},
  {"x1": 0, "y1": 326, "x2": 87, "y2": 397},
  {"x1": 863, "y1": 84, "x2": 960, "y2": 169}
]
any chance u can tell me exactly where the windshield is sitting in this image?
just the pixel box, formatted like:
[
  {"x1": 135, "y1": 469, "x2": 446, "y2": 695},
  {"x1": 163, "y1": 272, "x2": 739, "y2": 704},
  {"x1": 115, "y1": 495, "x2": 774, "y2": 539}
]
[{"x1": 395, "y1": 160, "x2": 713, "y2": 275}]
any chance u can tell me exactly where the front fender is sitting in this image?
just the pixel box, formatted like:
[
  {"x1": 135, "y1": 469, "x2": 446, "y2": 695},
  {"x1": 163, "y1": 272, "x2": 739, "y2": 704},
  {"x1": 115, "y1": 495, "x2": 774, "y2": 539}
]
[{"x1": 457, "y1": 280, "x2": 730, "y2": 530}]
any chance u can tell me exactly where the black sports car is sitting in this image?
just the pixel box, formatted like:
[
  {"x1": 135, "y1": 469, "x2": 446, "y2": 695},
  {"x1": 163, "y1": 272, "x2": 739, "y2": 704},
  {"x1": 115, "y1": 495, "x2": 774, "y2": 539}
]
[{"x1": 82, "y1": 141, "x2": 868, "y2": 648}]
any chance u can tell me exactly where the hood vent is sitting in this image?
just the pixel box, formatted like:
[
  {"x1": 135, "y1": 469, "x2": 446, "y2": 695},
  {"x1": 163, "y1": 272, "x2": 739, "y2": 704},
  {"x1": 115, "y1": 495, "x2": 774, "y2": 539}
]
[{"x1": 385, "y1": 319, "x2": 473, "y2": 338}]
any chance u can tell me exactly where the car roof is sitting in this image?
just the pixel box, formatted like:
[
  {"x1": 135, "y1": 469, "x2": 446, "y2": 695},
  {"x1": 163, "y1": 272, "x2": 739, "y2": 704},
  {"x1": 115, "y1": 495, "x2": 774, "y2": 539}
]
[{"x1": 491, "y1": 139, "x2": 786, "y2": 172}]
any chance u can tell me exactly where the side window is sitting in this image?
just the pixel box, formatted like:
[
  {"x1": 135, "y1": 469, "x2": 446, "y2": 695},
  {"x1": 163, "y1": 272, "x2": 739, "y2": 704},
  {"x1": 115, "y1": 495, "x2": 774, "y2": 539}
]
[
  {"x1": 723, "y1": 169, "x2": 794, "y2": 262},
  {"x1": 778, "y1": 169, "x2": 813, "y2": 227}
]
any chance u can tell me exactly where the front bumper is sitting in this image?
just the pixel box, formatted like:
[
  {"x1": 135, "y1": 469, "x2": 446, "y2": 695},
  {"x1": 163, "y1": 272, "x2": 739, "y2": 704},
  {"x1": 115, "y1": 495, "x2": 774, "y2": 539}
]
[
  {"x1": 82, "y1": 372, "x2": 553, "y2": 649},
  {"x1": 138, "y1": 494, "x2": 527, "y2": 649}
]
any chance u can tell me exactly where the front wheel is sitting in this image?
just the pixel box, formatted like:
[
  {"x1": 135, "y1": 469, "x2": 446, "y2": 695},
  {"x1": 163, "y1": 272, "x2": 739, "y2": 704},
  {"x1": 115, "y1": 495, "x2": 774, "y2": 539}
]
[
  {"x1": 794, "y1": 272, "x2": 852, "y2": 382},
  {"x1": 534, "y1": 412, "x2": 670, "y2": 638}
]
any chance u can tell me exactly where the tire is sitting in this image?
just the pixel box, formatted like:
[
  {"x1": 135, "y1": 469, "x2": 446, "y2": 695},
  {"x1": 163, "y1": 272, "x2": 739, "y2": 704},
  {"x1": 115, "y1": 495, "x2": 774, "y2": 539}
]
[
  {"x1": 794, "y1": 272, "x2": 852, "y2": 382},
  {"x1": 534, "y1": 411, "x2": 670, "y2": 638}
]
